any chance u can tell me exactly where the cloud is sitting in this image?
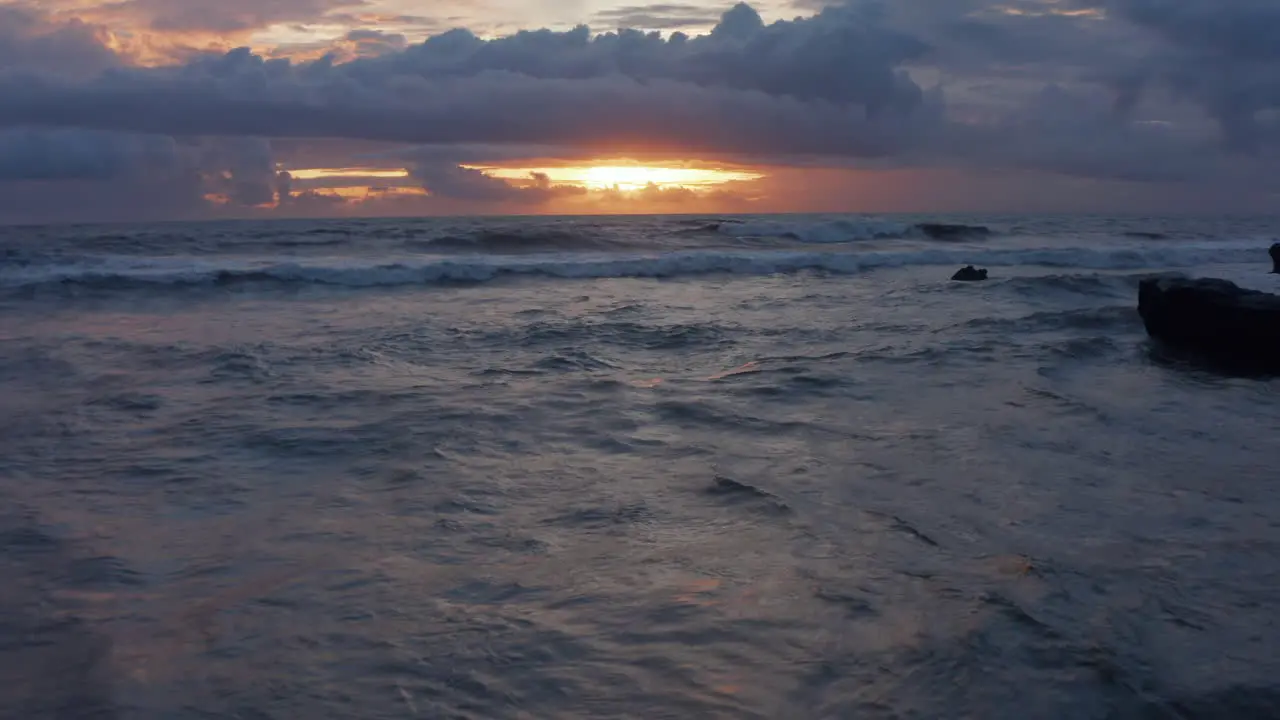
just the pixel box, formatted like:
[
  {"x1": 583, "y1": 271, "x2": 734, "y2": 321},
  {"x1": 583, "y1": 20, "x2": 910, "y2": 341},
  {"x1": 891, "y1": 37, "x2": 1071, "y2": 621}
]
[
  {"x1": 1100, "y1": 0, "x2": 1280, "y2": 61},
  {"x1": 0, "y1": 126, "x2": 298, "y2": 222},
  {"x1": 0, "y1": 5, "x2": 121, "y2": 78},
  {"x1": 861, "y1": 0, "x2": 1280, "y2": 151},
  {"x1": 88, "y1": 0, "x2": 366, "y2": 33},
  {"x1": 0, "y1": 126, "x2": 181, "y2": 180},
  {"x1": 2, "y1": 0, "x2": 1280, "y2": 221},
  {"x1": 0, "y1": 174, "x2": 205, "y2": 224},
  {"x1": 409, "y1": 162, "x2": 587, "y2": 202},
  {"x1": 198, "y1": 135, "x2": 280, "y2": 205},
  {"x1": 0, "y1": 4, "x2": 936, "y2": 156},
  {"x1": 1074, "y1": 0, "x2": 1280, "y2": 151},
  {"x1": 592, "y1": 4, "x2": 721, "y2": 31},
  {"x1": 0, "y1": 127, "x2": 206, "y2": 224},
  {"x1": 344, "y1": 29, "x2": 408, "y2": 56},
  {"x1": 939, "y1": 84, "x2": 1235, "y2": 183}
]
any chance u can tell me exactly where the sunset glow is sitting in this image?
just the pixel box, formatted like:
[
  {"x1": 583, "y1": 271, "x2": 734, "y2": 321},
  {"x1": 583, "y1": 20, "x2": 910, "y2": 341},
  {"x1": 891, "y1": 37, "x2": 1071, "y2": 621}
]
[
  {"x1": 286, "y1": 164, "x2": 765, "y2": 195},
  {"x1": 5, "y1": 0, "x2": 1274, "y2": 224},
  {"x1": 304, "y1": 186, "x2": 427, "y2": 199},
  {"x1": 287, "y1": 168, "x2": 410, "y2": 180},
  {"x1": 471, "y1": 164, "x2": 765, "y2": 191}
]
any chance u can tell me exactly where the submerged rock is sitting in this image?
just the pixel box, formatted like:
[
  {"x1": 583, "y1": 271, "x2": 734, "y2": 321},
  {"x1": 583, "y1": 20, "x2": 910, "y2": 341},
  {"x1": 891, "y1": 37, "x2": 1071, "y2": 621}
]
[
  {"x1": 1270, "y1": 243, "x2": 1279, "y2": 274},
  {"x1": 951, "y1": 266, "x2": 989, "y2": 282},
  {"x1": 1138, "y1": 277, "x2": 1280, "y2": 372}
]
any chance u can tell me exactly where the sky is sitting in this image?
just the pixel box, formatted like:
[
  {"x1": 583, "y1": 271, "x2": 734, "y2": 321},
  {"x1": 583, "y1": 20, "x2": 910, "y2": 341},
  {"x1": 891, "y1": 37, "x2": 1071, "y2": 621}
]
[{"x1": 0, "y1": 0, "x2": 1278, "y2": 223}]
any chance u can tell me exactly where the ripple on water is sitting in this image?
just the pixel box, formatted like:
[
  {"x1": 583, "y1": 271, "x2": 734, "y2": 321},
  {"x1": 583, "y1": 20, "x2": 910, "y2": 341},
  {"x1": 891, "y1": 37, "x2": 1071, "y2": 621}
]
[
  {"x1": 505, "y1": 319, "x2": 736, "y2": 351},
  {"x1": 0, "y1": 514, "x2": 119, "y2": 720}
]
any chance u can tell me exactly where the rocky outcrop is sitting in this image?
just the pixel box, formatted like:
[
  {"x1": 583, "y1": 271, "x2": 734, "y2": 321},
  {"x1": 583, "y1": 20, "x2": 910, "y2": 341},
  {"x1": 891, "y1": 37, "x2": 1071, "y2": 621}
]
[
  {"x1": 1138, "y1": 277, "x2": 1280, "y2": 372},
  {"x1": 951, "y1": 266, "x2": 989, "y2": 282},
  {"x1": 1270, "y1": 243, "x2": 1279, "y2": 274}
]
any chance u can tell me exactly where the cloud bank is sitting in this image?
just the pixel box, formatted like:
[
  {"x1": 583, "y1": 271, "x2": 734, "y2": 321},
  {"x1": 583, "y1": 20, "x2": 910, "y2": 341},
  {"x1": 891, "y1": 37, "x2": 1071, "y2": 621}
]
[{"x1": 0, "y1": 0, "x2": 1278, "y2": 222}]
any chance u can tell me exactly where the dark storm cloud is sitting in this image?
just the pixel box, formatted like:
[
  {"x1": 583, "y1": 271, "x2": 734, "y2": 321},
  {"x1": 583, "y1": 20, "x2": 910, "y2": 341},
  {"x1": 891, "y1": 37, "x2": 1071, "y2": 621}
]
[
  {"x1": 0, "y1": 126, "x2": 180, "y2": 180},
  {"x1": 904, "y1": 1, "x2": 1142, "y2": 77},
  {"x1": 0, "y1": 125, "x2": 296, "y2": 223},
  {"x1": 886, "y1": 0, "x2": 1279, "y2": 145},
  {"x1": 0, "y1": 174, "x2": 211, "y2": 224},
  {"x1": 942, "y1": 84, "x2": 1227, "y2": 183},
  {"x1": 0, "y1": 126, "x2": 206, "y2": 224},
  {"x1": 1098, "y1": 0, "x2": 1280, "y2": 61},
  {"x1": 1071, "y1": 0, "x2": 1280, "y2": 151}
]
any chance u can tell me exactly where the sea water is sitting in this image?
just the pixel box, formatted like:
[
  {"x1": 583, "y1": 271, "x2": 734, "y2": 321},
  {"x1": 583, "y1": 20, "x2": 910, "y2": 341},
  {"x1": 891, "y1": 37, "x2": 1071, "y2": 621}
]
[{"x1": 1, "y1": 213, "x2": 1278, "y2": 718}]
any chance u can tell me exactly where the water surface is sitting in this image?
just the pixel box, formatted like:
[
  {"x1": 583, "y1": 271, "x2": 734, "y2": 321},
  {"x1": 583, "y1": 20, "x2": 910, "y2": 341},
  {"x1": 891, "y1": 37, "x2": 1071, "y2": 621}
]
[{"x1": 2, "y1": 213, "x2": 1278, "y2": 718}]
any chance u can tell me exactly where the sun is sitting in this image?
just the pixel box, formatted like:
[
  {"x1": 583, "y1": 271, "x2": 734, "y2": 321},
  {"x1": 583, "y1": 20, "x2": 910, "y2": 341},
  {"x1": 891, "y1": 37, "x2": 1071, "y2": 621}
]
[
  {"x1": 577, "y1": 166, "x2": 753, "y2": 191},
  {"x1": 478, "y1": 163, "x2": 764, "y2": 191}
]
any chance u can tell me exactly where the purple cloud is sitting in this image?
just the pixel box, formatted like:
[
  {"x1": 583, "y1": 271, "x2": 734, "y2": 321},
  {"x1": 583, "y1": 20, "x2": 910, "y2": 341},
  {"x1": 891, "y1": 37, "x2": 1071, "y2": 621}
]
[
  {"x1": 410, "y1": 163, "x2": 587, "y2": 202},
  {"x1": 0, "y1": 5, "x2": 121, "y2": 78},
  {"x1": 0, "y1": 4, "x2": 934, "y2": 154}
]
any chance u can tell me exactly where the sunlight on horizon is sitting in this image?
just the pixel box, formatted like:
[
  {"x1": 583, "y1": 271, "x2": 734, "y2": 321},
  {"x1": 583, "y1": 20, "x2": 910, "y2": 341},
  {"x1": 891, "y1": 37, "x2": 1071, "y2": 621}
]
[
  {"x1": 286, "y1": 164, "x2": 765, "y2": 193},
  {"x1": 287, "y1": 168, "x2": 411, "y2": 180},
  {"x1": 472, "y1": 164, "x2": 764, "y2": 191}
]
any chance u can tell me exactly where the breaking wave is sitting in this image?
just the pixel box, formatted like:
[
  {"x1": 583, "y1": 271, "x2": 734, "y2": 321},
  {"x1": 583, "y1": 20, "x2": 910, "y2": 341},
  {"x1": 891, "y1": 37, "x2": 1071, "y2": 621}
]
[{"x1": 1, "y1": 242, "x2": 1263, "y2": 294}]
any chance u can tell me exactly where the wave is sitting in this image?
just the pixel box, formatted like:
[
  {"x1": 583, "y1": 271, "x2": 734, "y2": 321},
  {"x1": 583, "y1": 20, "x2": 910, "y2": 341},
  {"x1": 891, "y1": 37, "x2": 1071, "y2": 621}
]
[
  {"x1": 997, "y1": 272, "x2": 1175, "y2": 299},
  {"x1": 1, "y1": 243, "x2": 1263, "y2": 293},
  {"x1": 410, "y1": 228, "x2": 626, "y2": 253},
  {"x1": 962, "y1": 306, "x2": 1142, "y2": 333},
  {"x1": 915, "y1": 223, "x2": 993, "y2": 240},
  {"x1": 716, "y1": 218, "x2": 992, "y2": 244}
]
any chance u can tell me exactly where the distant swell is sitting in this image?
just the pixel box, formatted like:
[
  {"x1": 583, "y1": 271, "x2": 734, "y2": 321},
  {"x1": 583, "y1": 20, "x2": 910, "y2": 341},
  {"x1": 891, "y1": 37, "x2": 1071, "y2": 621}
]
[
  {"x1": 717, "y1": 219, "x2": 993, "y2": 244},
  {"x1": 2, "y1": 243, "x2": 1262, "y2": 294},
  {"x1": 411, "y1": 229, "x2": 624, "y2": 253}
]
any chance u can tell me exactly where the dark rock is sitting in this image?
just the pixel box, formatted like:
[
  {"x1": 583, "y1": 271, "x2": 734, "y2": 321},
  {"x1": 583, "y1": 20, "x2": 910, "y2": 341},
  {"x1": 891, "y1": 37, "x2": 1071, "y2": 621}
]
[
  {"x1": 951, "y1": 265, "x2": 989, "y2": 282},
  {"x1": 1138, "y1": 277, "x2": 1280, "y2": 373},
  {"x1": 917, "y1": 223, "x2": 992, "y2": 240},
  {"x1": 1270, "y1": 243, "x2": 1279, "y2": 274}
]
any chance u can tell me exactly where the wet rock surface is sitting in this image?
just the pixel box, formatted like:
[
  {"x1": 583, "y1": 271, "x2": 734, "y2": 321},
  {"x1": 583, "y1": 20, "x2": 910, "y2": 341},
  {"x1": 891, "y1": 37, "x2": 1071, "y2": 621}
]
[{"x1": 1138, "y1": 276, "x2": 1280, "y2": 373}]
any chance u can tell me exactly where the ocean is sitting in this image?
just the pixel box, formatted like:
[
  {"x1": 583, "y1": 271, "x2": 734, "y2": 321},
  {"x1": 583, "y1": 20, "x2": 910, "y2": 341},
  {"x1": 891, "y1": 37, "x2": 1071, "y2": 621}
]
[{"x1": 1, "y1": 213, "x2": 1278, "y2": 719}]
